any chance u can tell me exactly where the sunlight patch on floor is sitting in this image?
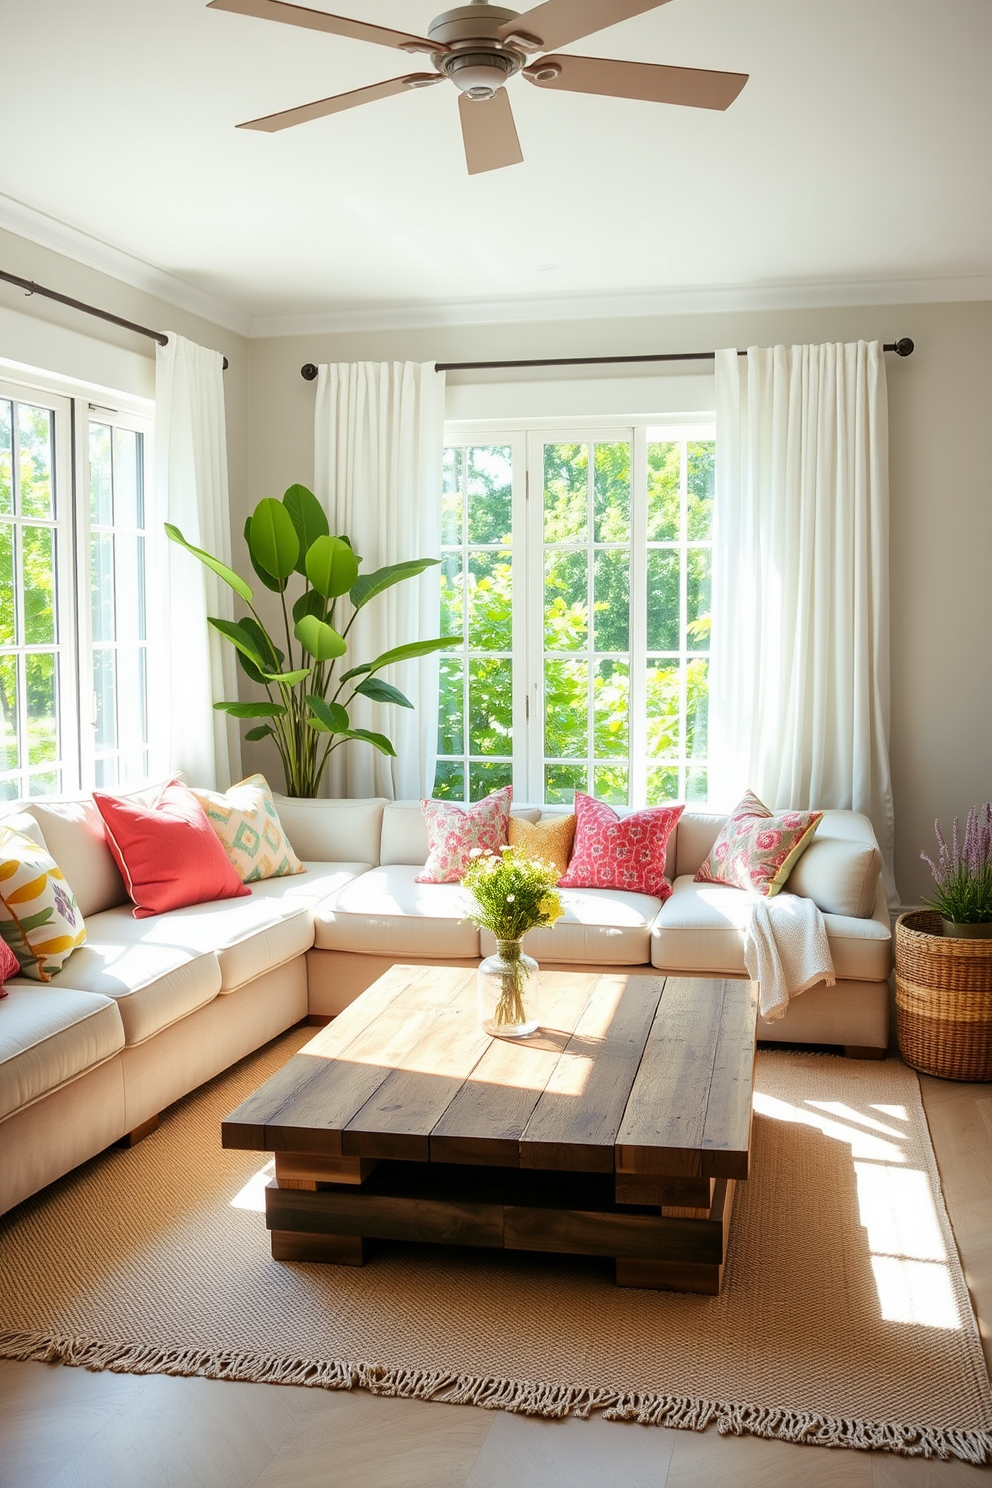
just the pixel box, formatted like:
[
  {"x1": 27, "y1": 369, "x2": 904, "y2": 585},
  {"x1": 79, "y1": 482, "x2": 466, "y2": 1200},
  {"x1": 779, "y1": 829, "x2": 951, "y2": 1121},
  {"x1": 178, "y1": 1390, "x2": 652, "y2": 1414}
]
[{"x1": 230, "y1": 1159, "x2": 275, "y2": 1212}]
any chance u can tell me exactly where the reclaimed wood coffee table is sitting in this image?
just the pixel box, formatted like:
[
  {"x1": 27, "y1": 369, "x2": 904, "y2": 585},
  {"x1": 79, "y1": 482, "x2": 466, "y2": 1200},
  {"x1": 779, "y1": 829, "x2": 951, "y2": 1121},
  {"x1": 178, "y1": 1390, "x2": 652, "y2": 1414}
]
[{"x1": 223, "y1": 964, "x2": 759, "y2": 1293}]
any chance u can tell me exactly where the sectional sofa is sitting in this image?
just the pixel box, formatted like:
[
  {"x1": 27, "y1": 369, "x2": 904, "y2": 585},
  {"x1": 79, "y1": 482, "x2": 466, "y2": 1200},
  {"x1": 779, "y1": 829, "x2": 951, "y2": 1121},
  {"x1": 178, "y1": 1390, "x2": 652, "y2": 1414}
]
[{"x1": 0, "y1": 793, "x2": 892, "y2": 1216}]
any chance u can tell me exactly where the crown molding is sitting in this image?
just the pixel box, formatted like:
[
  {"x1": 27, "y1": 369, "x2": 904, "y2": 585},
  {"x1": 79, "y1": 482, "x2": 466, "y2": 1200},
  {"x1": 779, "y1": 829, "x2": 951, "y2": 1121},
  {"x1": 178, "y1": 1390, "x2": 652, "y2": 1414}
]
[
  {"x1": 0, "y1": 193, "x2": 252, "y2": 340},
  {"x1": 249, "y1": 271, "x2": 992, "y2": 339}
]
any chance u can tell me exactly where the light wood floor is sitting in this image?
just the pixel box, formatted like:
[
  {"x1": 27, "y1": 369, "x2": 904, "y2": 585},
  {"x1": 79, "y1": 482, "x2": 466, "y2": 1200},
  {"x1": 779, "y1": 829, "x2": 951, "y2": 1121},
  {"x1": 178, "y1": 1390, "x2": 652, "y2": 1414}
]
[{"x1": 2, "y1": 1054, "x2": 991, "y2": 1486}]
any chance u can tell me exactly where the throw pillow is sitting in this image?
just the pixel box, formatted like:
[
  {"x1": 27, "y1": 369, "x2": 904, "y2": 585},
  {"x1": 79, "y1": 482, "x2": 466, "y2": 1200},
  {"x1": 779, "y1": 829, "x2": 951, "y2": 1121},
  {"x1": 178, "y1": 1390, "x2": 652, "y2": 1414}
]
[
  {"x1": 694, "y1": 789, "x2": 822, "y2": 897},
  {"x1": 415, "y1": 786, "x2": 513, "y2": 884},
  {"x1": 190, "y1": 773, "x2": 304, "y2": 882},
  {"x1": 0, "y1": 825, "x2": 87, "y2": 981},
  {"x1": 557, "y1": 793, "x2": 684, "y2": 900},
  {"x1": 94, "y1": 779, "x2": 251, "y2": 918},
  {"x1": 508, "y1": 813, "x2": 577, "y2": 879}
]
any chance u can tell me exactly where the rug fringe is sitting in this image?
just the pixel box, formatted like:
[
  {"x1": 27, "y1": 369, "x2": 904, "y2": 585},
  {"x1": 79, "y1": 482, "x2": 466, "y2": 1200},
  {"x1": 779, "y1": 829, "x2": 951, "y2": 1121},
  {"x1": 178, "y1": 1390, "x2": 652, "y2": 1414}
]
[{"x1": 2, "y1": 1328, "x2": 990, "y2": 1463}]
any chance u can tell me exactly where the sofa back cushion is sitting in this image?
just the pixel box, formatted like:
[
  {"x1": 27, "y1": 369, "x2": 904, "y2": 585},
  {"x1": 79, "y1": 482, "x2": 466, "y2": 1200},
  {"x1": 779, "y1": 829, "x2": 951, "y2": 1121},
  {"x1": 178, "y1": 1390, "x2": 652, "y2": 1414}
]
[
  {"x1": 380, "y1": 801, "x2": 541, "y2": 867},
  {"x1": 783, "y1": 809, "x2": 882, "y2": 918},
  {"x1": 21, "y1": 798, "x2": 129, "y2": 918},
  {"x1": 270, "y1": 795, "x2": 385, "y2": 865}
]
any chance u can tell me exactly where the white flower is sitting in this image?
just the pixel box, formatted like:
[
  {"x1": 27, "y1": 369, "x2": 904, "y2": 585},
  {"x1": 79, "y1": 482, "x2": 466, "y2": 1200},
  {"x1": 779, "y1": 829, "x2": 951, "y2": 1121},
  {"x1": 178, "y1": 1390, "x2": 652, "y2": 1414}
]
[
  {"x1": 505, "y1": 893, "x2": 515, "y2": 902},
  {"x1": 469, "y1": 848, "x2": 483, "y2": 858}
]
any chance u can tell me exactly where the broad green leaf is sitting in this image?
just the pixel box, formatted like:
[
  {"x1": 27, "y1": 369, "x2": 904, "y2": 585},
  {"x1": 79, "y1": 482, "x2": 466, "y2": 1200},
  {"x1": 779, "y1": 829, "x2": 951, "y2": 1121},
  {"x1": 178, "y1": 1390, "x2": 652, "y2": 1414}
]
[
  {"x1": 292, "y1": 589, "x2": 325, "y2": 625},
  {"x1": 355, "y1": 677, "x2": 413, "y2": 708},
  {"x1": 306, "y1": 534, "x2": 360, "y2": 599},
  {"x1": 165, "y1": 523, "x2": 253, "y2": 604},
  {"x1": 239, "y1": 615, "x2": 283, "y2": 672},
  {"x1": 283, "y1": 484, "x2": 329, "y2": 574},
  {"x1": 294, "y1": 613, "x2": 347, "y2": 662},
  {"x1": 350, "y1": 557, "x2": 440, "y2": 610},
  {"x1": 236, "y1": 648, "x2": 267, "y2": 687},
  {"x1": 307, "y1": 696, "x2": 350, "y2": 732},
  {"x1": 244, "y1": 725, "x2": 275, "y2": 742},
  {"x1": 208, "y1": 616, "x2": 267, "y2": 669},
  {"x1": 213, "y1": 701, "x2": 286, "y2": 718},
  {"x1": 339, "y1": 663, "x2": 373, "y2": 683},
  {"x1": 264, "y1": 667, "x2": 311, "y2": 686},
  {"x1": 341, "y1": 727, "x2": 396, "y2": 757},
  {"x1": 243, "y1": 517, "x2": 285, "y2": 593},
  {"x1": 249, "y1": 498, "x2": 299, "y2": 579},
  {"x1": 366, "y1": 636, "x2": 459, "y2": 673}
]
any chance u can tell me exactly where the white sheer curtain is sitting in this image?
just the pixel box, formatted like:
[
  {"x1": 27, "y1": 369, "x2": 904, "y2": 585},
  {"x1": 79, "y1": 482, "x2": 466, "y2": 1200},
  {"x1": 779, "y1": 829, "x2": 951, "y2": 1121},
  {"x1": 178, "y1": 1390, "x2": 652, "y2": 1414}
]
[
  {"x1": 709, "y1": 341, "x2": 895, "y2": 897},
  {"x1": 154, "y1": 334, "x2": 240, "y2": 790},
  {"x1": 314, "y1": 361, "x2": 445, "y2": 799}
]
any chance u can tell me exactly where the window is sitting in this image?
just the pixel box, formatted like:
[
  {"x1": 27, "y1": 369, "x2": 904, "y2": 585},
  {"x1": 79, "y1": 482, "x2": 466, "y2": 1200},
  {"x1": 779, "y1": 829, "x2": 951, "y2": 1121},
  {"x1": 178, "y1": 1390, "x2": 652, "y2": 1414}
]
[
  {"x1": 0, "y1": 373, "x2": 153, "y2": 801},
  {"x1": 435, "y1": 421, "x2": 714, "y2": 808}
]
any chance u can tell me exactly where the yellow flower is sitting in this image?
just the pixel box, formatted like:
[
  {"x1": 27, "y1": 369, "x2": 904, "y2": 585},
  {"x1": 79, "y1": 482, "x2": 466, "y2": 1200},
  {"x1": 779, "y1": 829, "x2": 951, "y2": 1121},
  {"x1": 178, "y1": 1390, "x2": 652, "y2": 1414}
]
[{"x1": 538, "y1": 894, "x2": 564, "y2": 924}]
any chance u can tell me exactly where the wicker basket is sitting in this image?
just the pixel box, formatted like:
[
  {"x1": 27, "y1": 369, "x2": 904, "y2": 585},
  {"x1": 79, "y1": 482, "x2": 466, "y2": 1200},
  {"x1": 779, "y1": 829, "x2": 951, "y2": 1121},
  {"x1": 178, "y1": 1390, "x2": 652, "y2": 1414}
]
[{"x1": 896, "y1": 910, "x2": 992, "y2": 1080}]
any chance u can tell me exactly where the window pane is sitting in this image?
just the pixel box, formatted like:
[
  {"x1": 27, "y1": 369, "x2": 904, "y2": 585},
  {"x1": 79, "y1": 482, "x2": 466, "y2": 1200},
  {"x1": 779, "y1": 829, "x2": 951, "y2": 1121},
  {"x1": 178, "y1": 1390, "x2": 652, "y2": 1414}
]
[
  {"x1": 21, "y1": 527, "x2": 56, "y2": 644},
  {"x1": 0, "y1": 655, "x2": 18, "y2": 770},
  {"x1": 647, "y1": 442, "x2": 680, "y2": 541},
  {"x1": 687, "y1": 441, "x2": 715, "y2": 540},
  {"x1": 89, "y1": 423, "x2": 113, "y2": 525},
  {"x1": 18, "y1": 405, "x2": 54, "y2": 519},
  {"x1": 114, "y1": 428, "x2": 142, "y2": 527},
  {"x1": 469, "y1": 657, "x2": 511, "y2": 756},
  {"x1": 0, "y1": 402, "x2": 12, "y2": 515},
  {"x1": 134, "y1": 535, "x2": 147, "y2": 641},
  {"x1": 647, "y1": 549, "x2": 679, "y2": 652},
  {"x1": 592, "y1": 659, "x2": 628, "y2": 758},
  {"x1": 26, "y1": 653, "x2": 57, "y2": 765},
  {"x1": 544, "y1": 550, "x2": 587, "y2": 651},
  {"x1": 687, "y1": 767, "x2": 708, "y2": 801},
  {"x1": 544, "y1": 443, "x2": 587, "y2": 542},
  {"x1": 0, "y1": 522, "x2": 14, "y2": 644},
  {"x1": 0, "y1": 779, "x2": 18, "y2": 801},
  {"x1": 440, "y1": 554, "x2": 464, "y2": 640},
  {"x1": 437, "y1": 657, "x2": 464, "y2": 755},
  {"x1": 593, "y1": 441, "x2": 630, "y2": 543},
  {"x1": 686, "y1": 547, "x2": 711, "y2": 652},
  {"x1": 646, "y1": 661, "x2": 680, "y2": 758},
  {"x1": 545, "y1": 763, "x2": 586, "y2": 805},
  {"x1": 593, "y1": 548, "x2": 629, "y2": 653},
  {"x1": 467, "y1": 446, "x2": 512, "y2": 544},
  {"x1": 467, "y1": 551, "x2": 511, "y2": 650},
  {"x1": 470, "y1": 761, "x2": 512, "y2": 801},
  {"x1": 432, "y1": 759, "x2": 464, "y2": 800},
  {"x1": 646, "y1": 766, "x2": 679, "y2": 804},
  {"x1": 686, "y1": 658, "x2": 709, "y2": 759},
  {"x1": 29, "y1": 770, "x2": 59, "y2": 797},
  {"x1": 95, "y1": 756, "x2": 117, "y2": 788},
  {"x1": 91, "y1": 532, "x2": 115, "y2": 642},
  {"x1": 94, "y1": 649, "x2": 117, "y2": 749},
  {"x1": 593, "y1": 765, "x2": 628, "y2": 806},
  {"x1": 545, "y1": 659, "x2": 587, "y2": 758}
]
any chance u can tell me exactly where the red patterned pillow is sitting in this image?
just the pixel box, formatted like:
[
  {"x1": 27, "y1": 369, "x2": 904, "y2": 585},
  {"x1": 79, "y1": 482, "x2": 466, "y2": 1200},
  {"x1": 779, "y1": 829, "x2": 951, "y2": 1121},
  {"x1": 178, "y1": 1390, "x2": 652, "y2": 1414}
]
[
  {"x1": 557, "y1": 793, "x2": 684, "y2": 900},
  {"x1": 695, "y1": 789, "x2": 822, "y2": 897},
  {"x1": 0, "y1": 935, "x2": 17, "y2": 996},
  {"x1": 415, "y1": 787, "x2": 513, "y2": 884}
]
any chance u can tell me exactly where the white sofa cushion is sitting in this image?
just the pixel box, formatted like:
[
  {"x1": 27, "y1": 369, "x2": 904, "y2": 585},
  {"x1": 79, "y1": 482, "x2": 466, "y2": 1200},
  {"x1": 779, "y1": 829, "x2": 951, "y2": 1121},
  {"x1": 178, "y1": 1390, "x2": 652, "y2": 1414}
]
[
  {"x1": 481, "y1": 887, "x2": 663, "y2": 965},
  {"x1": 247, "y1": 862, "x2": 373, "y2": 906},
  {"x1": 271, "y1": 796, "x2": 386, "y2": 865},
  {"x1": 783, "y1": 810, "x2": 882, "y2": 918},
  {"x1": 22, "y1": 796, "x2": 129, "y2": 917},
  {"x1": 314, "y1": 866, "x2": 480, "y2": 957},
  {"x1": 672, "y1": 811, "x2": 725, "y2": 879},
  {"x1": 0, "y1": 985, "x2": 124, "y2": 1120},
  {"x1": 379, "y1": 801, "x2": 541, "y2": 868}
]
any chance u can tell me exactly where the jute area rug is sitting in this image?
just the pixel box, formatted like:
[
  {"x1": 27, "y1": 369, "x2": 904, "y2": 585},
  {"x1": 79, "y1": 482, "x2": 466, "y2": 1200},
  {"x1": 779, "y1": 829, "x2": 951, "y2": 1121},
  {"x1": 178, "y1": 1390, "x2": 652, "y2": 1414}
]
[{"x1": 2, "y1": 1029, "x2": 991, "y2": 1463}]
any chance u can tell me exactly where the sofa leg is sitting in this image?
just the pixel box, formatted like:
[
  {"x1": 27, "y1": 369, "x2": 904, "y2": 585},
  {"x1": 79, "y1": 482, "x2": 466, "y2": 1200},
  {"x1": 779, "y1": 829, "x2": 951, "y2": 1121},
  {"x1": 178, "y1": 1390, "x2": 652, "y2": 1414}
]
[
  {"x1": 843, "y1": 1045, "x2": 887, "y2": 1061},
  {"x1": 119, "y1": 1113, "x2": 160, "y2": 1147}
]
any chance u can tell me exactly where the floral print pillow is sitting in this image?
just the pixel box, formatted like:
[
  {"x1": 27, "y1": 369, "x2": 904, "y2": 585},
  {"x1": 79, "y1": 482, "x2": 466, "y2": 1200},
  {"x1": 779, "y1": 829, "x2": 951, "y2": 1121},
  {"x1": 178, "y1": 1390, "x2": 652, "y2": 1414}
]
[
  {"x1": 0, "y1": 825, "x2": 87, "y2": 980},
  {"x1": 695, "y1": 789, "x2": 822, "y2": 897},
  {"x1": 415, "y1": 788, "x2": 513, "y2": 884}
]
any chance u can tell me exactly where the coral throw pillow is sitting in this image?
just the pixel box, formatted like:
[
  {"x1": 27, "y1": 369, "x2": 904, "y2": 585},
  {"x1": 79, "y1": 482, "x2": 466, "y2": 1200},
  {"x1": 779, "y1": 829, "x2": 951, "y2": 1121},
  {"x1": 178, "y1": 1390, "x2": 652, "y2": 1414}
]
[
  {"x1": 190, "y1": 773, "x2": 304, "y2": 882},
  {"x1": 557, "y1": 794, "x2": 684, "y2": 900},
  {"x1": 0, "y1": 934, "x2": 17, "y2": 995},
  {"x1": 508, "y1": 813, "x2": 577, "y2": 879},
  {"x1": 94, "y1": 779, "x2": 251, "y2": 918},
  {"x1": 416, "y1": 787, "x2": 512, "y2": 884},
  {"x1": 695, "y1": 789, "x2": 822, "y2": 897},
  {"x1": 0, "y1": 825, "x2": 87, "y2": 981}
]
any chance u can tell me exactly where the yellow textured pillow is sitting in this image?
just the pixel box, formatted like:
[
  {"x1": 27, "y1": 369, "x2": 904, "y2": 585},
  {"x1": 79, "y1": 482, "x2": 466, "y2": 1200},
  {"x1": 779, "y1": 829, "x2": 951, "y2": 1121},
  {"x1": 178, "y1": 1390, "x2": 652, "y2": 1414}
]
[
  {"x1": 190, "y1": 774, "x2": 305, "y2": 883},
  {"x1": 0, "y1": 825, "x2": 86, "y2": 981},
  {"x1": 508, "y1": 813, "x2": 577, "y2": 879}
]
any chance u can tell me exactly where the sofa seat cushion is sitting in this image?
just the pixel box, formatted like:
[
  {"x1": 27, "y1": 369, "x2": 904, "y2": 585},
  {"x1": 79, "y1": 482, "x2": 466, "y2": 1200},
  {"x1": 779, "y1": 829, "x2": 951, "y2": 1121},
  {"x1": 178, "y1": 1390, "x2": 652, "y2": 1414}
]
[
  {"x1": 49, "y1": 909, "x2": 223, "y2": 1044},
  {"x1": 0, "y1": 985, "x2": 124, "y2": 1120},
  {"x1": 481, "y1": 887, "x2": 662, "y2": 966},
  {"x1": 651, "y1": 877, "x2": 892, "y2": 982},
  {"x1": 247, "y1": 863, "x2": 373, "y2": 907},
  {"x1": 314, "y1": 866, "x2": 480, "y2": 957}
]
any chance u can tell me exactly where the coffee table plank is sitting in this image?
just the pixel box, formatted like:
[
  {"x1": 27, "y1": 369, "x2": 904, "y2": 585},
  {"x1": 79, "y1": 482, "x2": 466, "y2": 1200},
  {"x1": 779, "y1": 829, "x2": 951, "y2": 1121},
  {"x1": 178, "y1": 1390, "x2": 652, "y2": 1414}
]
[
  {"x1": 616, "y1": 978, "x2": 756, "y2": 1180},
  {"x1": 504, "y1": 1205, "x2": 723, "y2": 1264},
  {"x1": 429, "y1": 971, "x2": 601, "y2": 1167},
  {"x1": 343, "y1": 969, "x2": 490, "y2": 1160},
  {"x1": 519, "y1": 974, "x2": 662, "y2": 1172},
  {"x1": 267, "y1": 1181, "x2": 504, "y2": 1249},
  {"x1": 698, "y1": 980, "x2": 758, "y2": 1179}
]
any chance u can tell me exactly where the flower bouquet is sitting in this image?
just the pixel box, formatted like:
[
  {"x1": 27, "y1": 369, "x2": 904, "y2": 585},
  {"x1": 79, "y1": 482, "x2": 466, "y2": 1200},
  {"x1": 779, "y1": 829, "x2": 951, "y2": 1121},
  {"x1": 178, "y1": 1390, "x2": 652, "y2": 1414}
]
[
  {"x1": 461, "y1": 846, "x2": 564, "y2": 1035},
  {"x1": 921, "y1": 802, "x2": 992, "y2": 936}
]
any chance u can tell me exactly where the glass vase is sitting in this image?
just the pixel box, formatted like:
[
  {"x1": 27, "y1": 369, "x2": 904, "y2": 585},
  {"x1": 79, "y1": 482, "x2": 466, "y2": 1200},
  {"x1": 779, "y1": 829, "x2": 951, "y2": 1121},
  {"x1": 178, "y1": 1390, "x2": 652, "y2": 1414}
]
[{"x1": 478, "y1": 939, "x2": 539, "y2": 1038}]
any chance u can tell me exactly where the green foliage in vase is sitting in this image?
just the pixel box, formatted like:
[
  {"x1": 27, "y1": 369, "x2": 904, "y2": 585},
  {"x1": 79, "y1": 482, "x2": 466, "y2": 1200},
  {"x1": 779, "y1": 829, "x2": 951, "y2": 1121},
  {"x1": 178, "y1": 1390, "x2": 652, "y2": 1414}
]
[
  {"x1": 166, "y1": 483, "x2": 455, "y2": 797},
  {"x1": 461, "y1": 846, "x2": 564, "y2": 942},
  {"x1": 921, "y1": 804, "x2": 992, "y2": 924}
]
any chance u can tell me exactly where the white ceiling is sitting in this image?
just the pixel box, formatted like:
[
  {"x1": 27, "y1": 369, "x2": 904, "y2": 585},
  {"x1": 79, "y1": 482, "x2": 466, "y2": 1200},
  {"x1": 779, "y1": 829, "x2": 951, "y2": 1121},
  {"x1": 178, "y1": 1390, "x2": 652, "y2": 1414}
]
[{"x1": 2, "y1": 0, "x2": 991, "y2": 331}]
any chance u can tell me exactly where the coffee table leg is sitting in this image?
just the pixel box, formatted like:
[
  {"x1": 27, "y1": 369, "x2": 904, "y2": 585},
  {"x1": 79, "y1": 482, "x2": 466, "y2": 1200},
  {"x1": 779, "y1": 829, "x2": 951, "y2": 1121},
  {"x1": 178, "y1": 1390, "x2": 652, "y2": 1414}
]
[
  {"x1": 270, "y1": 1229, "x2": 368, "y2": 1265},
  {"x1": 615, "y1": 1257, "x2": 722, "y2": 1294}
]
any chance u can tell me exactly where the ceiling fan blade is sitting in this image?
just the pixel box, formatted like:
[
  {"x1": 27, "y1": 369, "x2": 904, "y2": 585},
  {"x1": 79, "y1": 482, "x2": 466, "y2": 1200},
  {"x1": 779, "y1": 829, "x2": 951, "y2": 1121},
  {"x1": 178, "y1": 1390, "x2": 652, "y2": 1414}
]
[
  {"x1": 498, "y1": 0, "x2": 673, "y2": 52},
  {"x1": 238, "y1": 73, "x2": 443, "y2": 131},
  {"x1": 458, "y1": 90, "x2": 524, "y2": 175},
  {"x1": 207, "y1": 0, "x2": 441, "y2": 55},
  {"x1": 524, "y1": 53, "x2": 748, "y2": 110}
]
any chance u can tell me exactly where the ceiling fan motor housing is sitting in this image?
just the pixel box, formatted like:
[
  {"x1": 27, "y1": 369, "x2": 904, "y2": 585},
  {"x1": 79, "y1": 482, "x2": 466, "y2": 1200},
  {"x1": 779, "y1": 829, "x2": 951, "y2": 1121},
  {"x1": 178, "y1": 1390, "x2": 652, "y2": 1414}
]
[{"x1": 429, "y1": 5, "x2": 528, "y2": 98}]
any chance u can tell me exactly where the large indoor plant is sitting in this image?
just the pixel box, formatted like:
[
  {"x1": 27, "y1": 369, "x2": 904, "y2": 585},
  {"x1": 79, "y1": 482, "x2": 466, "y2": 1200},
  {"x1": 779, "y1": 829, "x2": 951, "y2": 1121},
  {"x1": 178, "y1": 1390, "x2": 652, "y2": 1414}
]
[
  {"x1": 167, "y1": 483, "x2": 453, "y2": 797},
  {"x1": 921, "y1": 802, "x2": 992, "y2": 938}
]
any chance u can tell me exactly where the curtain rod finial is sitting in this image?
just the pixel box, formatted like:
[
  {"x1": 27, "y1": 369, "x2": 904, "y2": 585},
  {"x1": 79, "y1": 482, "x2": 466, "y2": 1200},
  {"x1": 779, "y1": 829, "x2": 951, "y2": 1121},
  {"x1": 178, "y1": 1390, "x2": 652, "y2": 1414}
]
[
  {"x1": 894, "y1": 338, "x2": 914, "y2": 357},
  {"x1": 301, "y1": 363, "x2": 318, "y2": 381}
]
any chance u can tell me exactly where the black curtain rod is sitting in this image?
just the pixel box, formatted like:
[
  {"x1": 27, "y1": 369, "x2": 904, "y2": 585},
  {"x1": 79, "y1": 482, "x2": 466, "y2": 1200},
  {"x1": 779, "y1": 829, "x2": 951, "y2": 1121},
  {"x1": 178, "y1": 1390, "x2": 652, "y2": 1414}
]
[
  {"x1": 300, "y1": 337, "x2": 914, "y2": 380},
  {"x1": 0, "y1": 268, "x2": 229, "y2": 370}
]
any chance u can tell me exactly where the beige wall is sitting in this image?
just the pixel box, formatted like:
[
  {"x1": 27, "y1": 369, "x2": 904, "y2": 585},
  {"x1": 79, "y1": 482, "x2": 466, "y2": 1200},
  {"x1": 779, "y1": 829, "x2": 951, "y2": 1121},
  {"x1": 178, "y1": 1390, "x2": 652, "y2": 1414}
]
[{"x1": 247, "y1": 299, "x2": 992, "y2": 907}]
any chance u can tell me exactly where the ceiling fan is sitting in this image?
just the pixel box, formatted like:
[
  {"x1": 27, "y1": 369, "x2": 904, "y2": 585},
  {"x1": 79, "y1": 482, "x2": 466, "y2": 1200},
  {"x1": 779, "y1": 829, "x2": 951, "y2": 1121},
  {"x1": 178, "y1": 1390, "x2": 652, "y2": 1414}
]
[{"x1": 208, "y1": 0, "x2": 748, "y2": 175}]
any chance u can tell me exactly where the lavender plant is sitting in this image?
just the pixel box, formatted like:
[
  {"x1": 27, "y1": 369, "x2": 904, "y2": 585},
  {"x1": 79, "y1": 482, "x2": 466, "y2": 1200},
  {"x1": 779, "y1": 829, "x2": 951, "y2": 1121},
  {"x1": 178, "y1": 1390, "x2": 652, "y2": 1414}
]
[{"x1": 921, "y1": 803, "x2": 992, "y2": 924}]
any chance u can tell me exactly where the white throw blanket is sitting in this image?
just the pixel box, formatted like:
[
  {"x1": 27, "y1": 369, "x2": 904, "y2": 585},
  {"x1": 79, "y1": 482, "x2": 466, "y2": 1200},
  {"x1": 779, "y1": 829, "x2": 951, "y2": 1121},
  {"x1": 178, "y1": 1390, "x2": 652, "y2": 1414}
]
[{"x1": 743, "y1": 892, "x2": 835, "y2": 1023}]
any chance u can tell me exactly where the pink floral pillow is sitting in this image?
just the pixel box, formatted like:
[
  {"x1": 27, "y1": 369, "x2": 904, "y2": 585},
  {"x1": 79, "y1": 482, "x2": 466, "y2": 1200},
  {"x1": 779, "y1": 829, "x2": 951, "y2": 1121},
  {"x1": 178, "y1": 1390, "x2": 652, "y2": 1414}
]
[
  {"x1": 695, "y1": 789, "x2": 822, "y2": 897},
  {"x1": 415, "y1": 787, "x2": 513, "y2": 884},
  {"x1": 557, "y1": 793, "x2": 684, "y2": 900}
]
